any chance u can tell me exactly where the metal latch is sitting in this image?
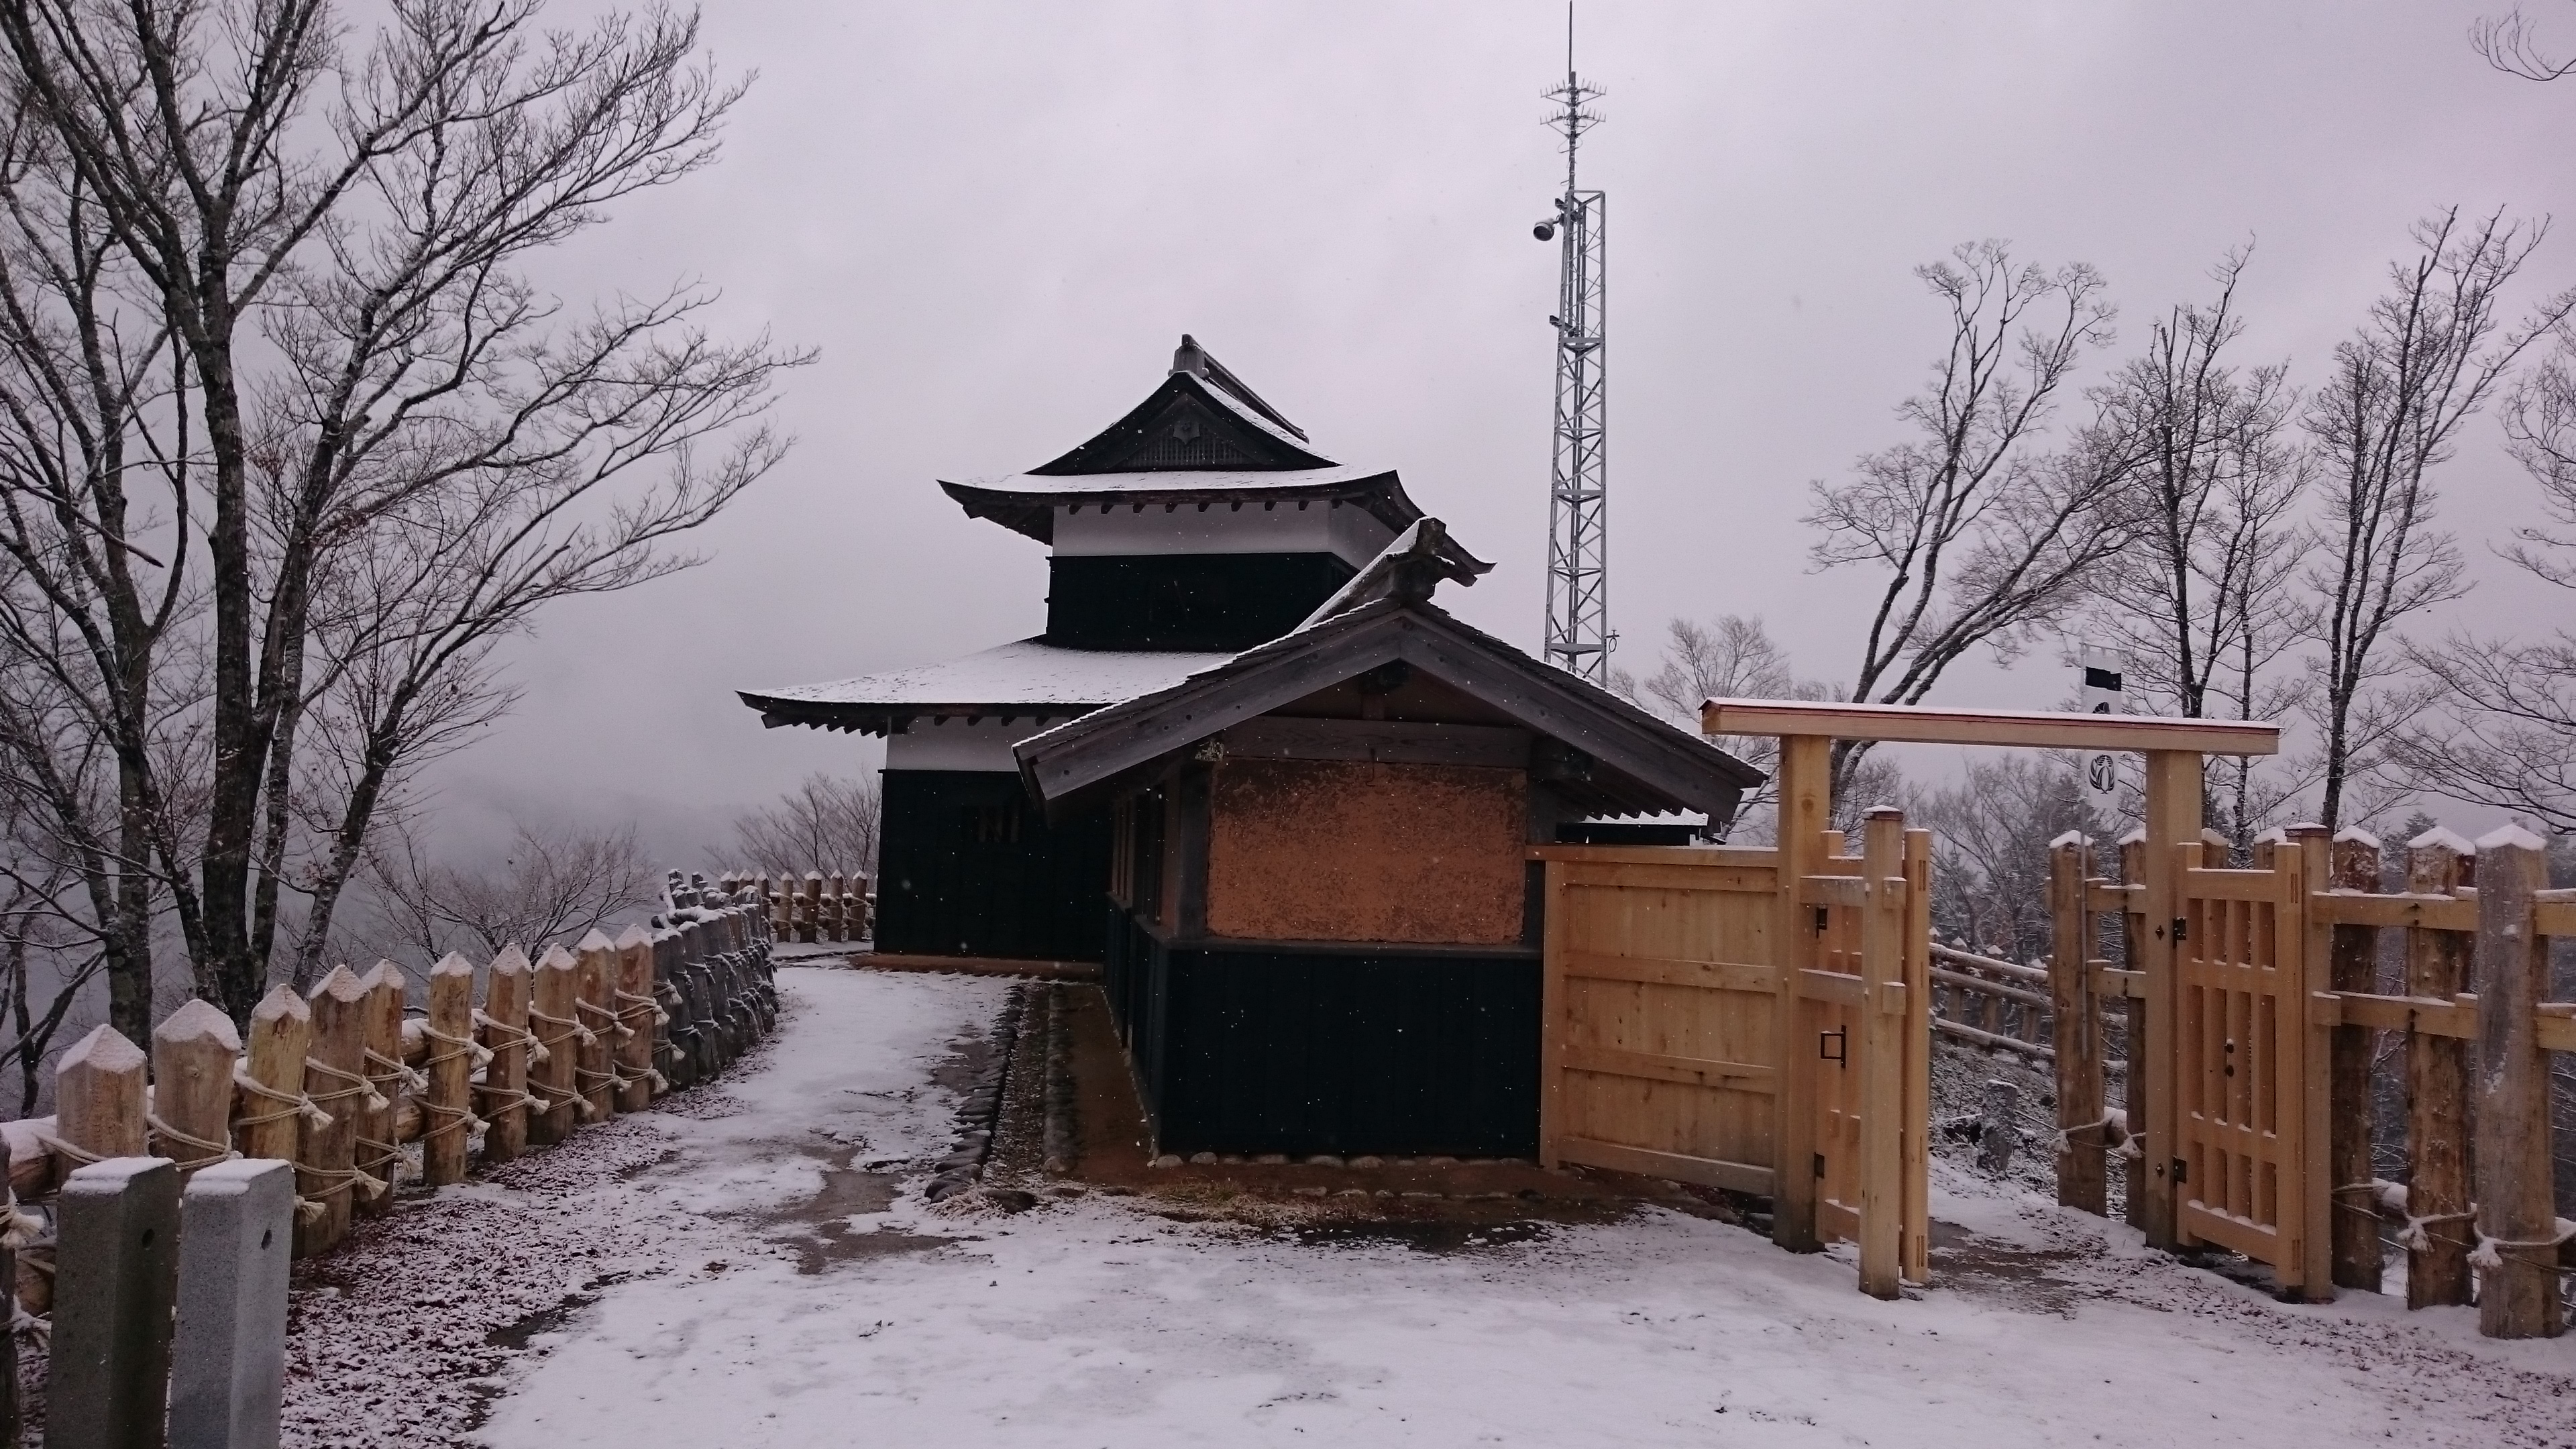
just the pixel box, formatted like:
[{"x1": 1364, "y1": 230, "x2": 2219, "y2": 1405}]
[
  {"x1": 2171, "y1": 1157, "x2": 2189, "y2": 1185},
  {"x1": 1819, "y1": 1028, "x2": 1846, "y2": 1065},
  {"x1": 2171, "y1": 916, "x2": 2188, "y2": 943}
]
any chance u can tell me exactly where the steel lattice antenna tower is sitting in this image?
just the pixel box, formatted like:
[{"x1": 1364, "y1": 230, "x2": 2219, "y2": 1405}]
[{"x1": 1534, "y1": 13, "x2": 1609, "y2": 682}]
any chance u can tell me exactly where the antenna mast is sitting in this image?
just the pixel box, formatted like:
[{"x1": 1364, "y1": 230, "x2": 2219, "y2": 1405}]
[{"x1": 1535, "y1": 7, "x2": 1609, "y2": 682}]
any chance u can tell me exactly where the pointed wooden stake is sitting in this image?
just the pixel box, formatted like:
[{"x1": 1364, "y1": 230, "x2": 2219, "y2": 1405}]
[{"x1": 150, "y1": 1001, "x2": 241, "y2": 1183}]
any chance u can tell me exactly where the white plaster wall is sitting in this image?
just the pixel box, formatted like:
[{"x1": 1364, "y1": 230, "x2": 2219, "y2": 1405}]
[
  {"x1": 883, "y1": 716, "x2": 1050, "y2": 772},
  {"x1": 1051, "y1": 499, "x2": 1394, "y2": 568}
]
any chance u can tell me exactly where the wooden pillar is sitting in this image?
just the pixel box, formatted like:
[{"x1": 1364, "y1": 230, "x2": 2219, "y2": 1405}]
[
  {"x1": 1770, "y1": 734, "x2": 1829, "y2": 1254},
  {"x1": 1901, "y1": 826, "x2": 1933, "y2": 1287},
  {"x1": 2288, "y1": 824, "x2": 2334, "y2": 1302},
  {"x1": 480, "y1": 946, "x2": 533, "y2": 1164},
  {"x1": 798, "y1": 873, "x2": 821, "y2": 943},
  {"x1": 2403, "y1": 828, "x2": 2475, "y2": 1309},
  {"x1": 297, "y1": 967, "x2": 370, "y2": 1256},
  {"x1": 2137, "y1": 749, "x2": 2201, "y2": 1251},
  {"x1": 149, "y1": 1002, "x2": 240, "y2": 1184},
  {"x1": 2050, "y1": 835, "x2": 2106, "y2": 1216},
  {"x1": 419, "y1": 954, "x2": 476, "y2": 1187},
  {"x1": 2471, "y1": 826, "x2": 2561, "y2": 1339},
  {"x1": 528, "y1": 946, "x2": 582, "y2": 1145},
  {"x1": 574, "y1": 930, "x2": 619, "y2": 1122},
  {"x1": 1856, "y1": 808, "x2": 1907, "y2": 1299},
  {"x1": 2117, "y1": 830, "x2": 2148, "y2": 1230},
  {"x1": 614, "y1": 925, "x2": 659, "y2": 1110},
  {"x1": 58, "y1": 1024, "x2": 148, "y2": 1160},
  {"x1": 356, "y1": 962, "x2": 407, "y2": 1217},
  {"x1": 2327, "y1": 828, "x2": 2383, "y2": 1291},
  {"x1": 233, "y1": 986, "x2": 311, "y2": 1171}
]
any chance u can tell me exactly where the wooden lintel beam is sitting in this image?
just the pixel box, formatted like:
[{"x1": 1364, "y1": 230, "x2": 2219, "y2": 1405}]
[
  {"x1": 1797, "y1": 875, "x2": 1907, "y2": 910},
  {"x1": 2308, "y1": 890, "x2": 2479, "y2": 932},
  {"x1": 1701, "y1": 698, "x2": 2281, "y2": 756},
  {"x1": 2089, "y1": 964, "x2": 2148, "y2": 1000},
  {"x1": 2084, "y1": 881, "x2": 2142, "y2": 912}
]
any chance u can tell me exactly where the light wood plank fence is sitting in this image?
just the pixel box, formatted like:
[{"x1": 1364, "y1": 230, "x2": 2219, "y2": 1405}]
[{"x1": 718, "y1": 869, "x2": 871, "y2": 943}]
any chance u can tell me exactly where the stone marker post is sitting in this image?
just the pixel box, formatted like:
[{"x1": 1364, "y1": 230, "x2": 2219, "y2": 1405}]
[
  {"x1": 50, "y1": 1157, "x2": 180, "y2": 1449},
  {"x1": 169, "y1": 1159, "x2": 295, "y2": 1449}
]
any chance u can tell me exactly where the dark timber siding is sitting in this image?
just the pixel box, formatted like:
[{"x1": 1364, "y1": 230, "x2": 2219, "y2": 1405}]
[
  {"x1": 1104, "y1": 913, "x2": 1540, "y2": 1157},
  {"x1": 877, "y1": 769, "x2": 1110, "y2": 961},
  {"x1": 1046, "y1": 553, "x2": 1355, "y2": 651}
]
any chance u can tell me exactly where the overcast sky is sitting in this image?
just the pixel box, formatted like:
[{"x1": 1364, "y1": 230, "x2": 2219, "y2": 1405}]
[{"x1": 423, "y1": 1, "x2": 2576, "y2": 865}]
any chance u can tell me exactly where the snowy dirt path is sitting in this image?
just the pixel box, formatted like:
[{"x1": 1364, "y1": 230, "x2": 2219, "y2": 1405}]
[{"x1": 407, "y1": 968, "x2": 2574, "y2": 1448}]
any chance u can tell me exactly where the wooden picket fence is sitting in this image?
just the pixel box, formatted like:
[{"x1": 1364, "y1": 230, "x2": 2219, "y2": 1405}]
[
  {"x1": 719, "y1": 869, "x2": 871, "y2": 944},
  {"x1": 1, "y1": 872, "x2": 776, "y2": 1424},
  {"x1": 2035, "y1": 823, "x2": 2576, "y2": 1338}
]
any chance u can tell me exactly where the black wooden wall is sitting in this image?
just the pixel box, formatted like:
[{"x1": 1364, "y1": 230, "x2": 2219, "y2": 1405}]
[
  {"x1": 876, "y1": 770, "x2": 1111, "y2": 961},
  {"x1": 1106, "y1": 910, "x2": 1540, "y2": 1157},
  {"x1": 1046, "y1": 553, "x2": 1354, "y2": 651}
]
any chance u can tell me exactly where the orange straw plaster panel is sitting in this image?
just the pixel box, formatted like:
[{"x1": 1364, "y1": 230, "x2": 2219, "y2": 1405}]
[{"x1": 1205, "y1": 757, "x2": 1527, "y2": 945}]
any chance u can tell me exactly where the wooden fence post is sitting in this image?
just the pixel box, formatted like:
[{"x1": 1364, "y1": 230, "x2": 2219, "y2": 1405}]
[
  {"x1": 1770, "y1": 734, "x2": 1829, "y2": 1256},
  {"x1": 798, "y1": 873, "x2": 820, "y2": 943},
  {"x1": 1856, "y1": 808, "x2": 1907, "y2": 1300},
  {"x1": 419, "y1": 954, "x2": 477, "y2": 1187},
  {"x1": 574, "y1": 930, "x2": 619, "y2": 1122},
  {"x1": 528, "y1": 946, "x2": 583, "y2": 1144},
  {"x1": 2403, "y1": 826, "x2": 2475, "y2": 1309},
  {"x1": 233, "y1": 986, "x2": 311, "y2": 1172},
  {"x1": 2117, "y1": 829, "x2": 2147, "y2": 1230},
  {"x1": 479, "y1": 945, "x2": 534, "y2": 1164},
  {"x1": 2471, "y1": 825, "x2": 2561, "y2": 1339},
  {"x1": 58, "y1": 1024, "x2": 148, "y2": 1162},
  {"x1": 2137, "y1": 749, "x2": 2202, "y2": 1252},
  {"x1": 2049, "y1": 833, "x2": 2106, "y2": 1216},
  {"x1": 2326, "y1": 827, "x2": 2383, "y2": 1292},
  {"x1": 149, "y1": 1000, "x2": 241, "y2": 1185},
  {"x1": 1901, "y1": 825, "x2": 1933, "y2": 1287},
  {"x1": 356, "y1": 961, "x2": 408, "y2": 1217},
  {"x1": 295, "y1": 967, "x2": 370, "y2": 1256},
  {"x1": 614, "y1": 924, "x2": 659, "y2": 1110}
]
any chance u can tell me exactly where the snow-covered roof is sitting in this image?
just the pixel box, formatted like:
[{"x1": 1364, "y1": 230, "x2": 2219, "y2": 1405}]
[{"x1": 740, "y1": 638, "x2": 1235, "y2": 737}]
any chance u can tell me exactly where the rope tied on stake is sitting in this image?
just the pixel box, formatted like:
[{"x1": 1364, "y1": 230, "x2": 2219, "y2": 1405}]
[
  {"x1": 146, "y1": 1112, "x2": 241, "y2": 1173},
  {"x1": 412, "y1": 1091, "x2": 486, "y2": 1143},
  {"x1": 29, "y1": 1127, "x2": 104, "y2": 1169},
  {"x1": 527, "y1": 1004, "x2": 594, "y2": 1050},
  {"x1": 576, "y1": 998, "x2": 634, "y2": 1041},
  {"x1": 614, "y1": 986, "x2": 671, "y2": 1026},
  {"x1": 474, "y1": 1009, "x2": 547, "y2": 1065},
  {"x1": 231, "y1": 1065, "x2": 333, "y2": 1131},
  {"x1": 413, "y1": 1018, "x2": 490, "y2": 1071},
  {"x1": 2469, "y1": 1218, "x2": 2576, "y2": 1273},
  {"x1": 302, "y1": 1055, "x2": 388, "y2": 1117},
  {"x1": 364, "y1": 1046, "x2": 427, "y2": 1094},
  {"x1": 2398, "y1": 1208, "x2": 2478, "y2": 1252},
  {"x1": 296, "y1": 1157, "x2": 388, "y2": 1207}
]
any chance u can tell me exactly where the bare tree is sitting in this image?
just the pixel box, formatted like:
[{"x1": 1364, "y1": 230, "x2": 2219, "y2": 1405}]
[
  {"x1": 1805, "y1": 240, "x2": 2138, "y2": 798},
  {"x1": 0, "y1": 1, "x2": 809, "y2": 1024},
  {"x1": 2475, "y1": 4, "x2": 2576, "y2": 79},
  {"x1": 729, "y1": 774, "x2": 882, "y2": 879},
  {"x1": 2084, "y1": 250, "x2": 2309, "y2": 851},
  {"x1": 1915, "y1": 753, "x2": 2097, "y2": 963},
  {"x1": 2298, "y1": 209, "x2": 2572, "y2": 830},
  {"x1": 354, "y1": 814, "x2": 657, "y2": 965},
  {"x1": 2398, "y1": 319, "x2": 2576, "y2": 830}
]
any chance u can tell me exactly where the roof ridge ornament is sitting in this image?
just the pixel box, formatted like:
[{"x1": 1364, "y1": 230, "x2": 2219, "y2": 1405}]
[
  {"x1": 1296, "y1": 517, "x2": 1495, "y2": 630},
  {"x1": 1167, "y1": 333, "x2": 1307, "y2": 442}
]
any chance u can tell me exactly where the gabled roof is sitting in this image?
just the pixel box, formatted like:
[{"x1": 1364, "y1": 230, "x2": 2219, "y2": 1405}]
[
  {"x1": 738, "y1": 639, "x2": 1236, "y2": 737},
  {"x1": 940, "y1": 335, "x2": 1426, "y2": 544},
  {"x1": 1012, "y1": 594, "x2": 1766, "y2": 823}
]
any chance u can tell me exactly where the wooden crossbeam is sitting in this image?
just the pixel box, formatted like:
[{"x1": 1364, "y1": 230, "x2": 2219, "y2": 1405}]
[{"x1": 1702, "y1": 698, "x2": 2282, "y2": 755}]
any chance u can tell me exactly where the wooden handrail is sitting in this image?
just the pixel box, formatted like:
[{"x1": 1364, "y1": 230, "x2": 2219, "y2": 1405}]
[{"x1": 1701, "y1": 697, "x2": 2282, "y2": 755}]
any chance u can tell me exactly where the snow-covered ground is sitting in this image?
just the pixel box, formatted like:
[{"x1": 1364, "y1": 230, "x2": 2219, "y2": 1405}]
[{"x1": 291, "y1": 967, "x2": 2576, "y2": 1448}]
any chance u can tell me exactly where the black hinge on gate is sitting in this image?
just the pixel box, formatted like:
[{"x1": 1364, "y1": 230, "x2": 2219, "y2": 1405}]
[
  {"x1": 2171, "y1": 1157, "x2": 2189, "y2": 1185},
  {"x1": 1819, "y1": 1028, "x2": 1846, "y2": 1065},
  {"x1": 2171, "y1": 916, "x2": 2188, "y2": 943},
  {"x1": 1814, "y1": 907, "x2": 1829, "y2": 934},
  {"x1": 1813, "y1": 1152, "x2": 1826, "y2": 1180}
]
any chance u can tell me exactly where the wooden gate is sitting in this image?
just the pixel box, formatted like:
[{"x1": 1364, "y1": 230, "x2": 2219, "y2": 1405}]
[
  {"x1": 1532, "y1": 784, "x2": 1931, "y2": 1298},
  {"x1": 2171, "y1": 841, "x2": 2328, "y2": 1294}
]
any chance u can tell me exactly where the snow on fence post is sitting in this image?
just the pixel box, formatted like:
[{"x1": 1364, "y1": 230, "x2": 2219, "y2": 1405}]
[
  {"x1": 235, "y1": 986, "x2": 312, "y2": 1184},
  {"x1": 2048, "y1": 834, "x2": 2105, "y2": 1216},
  {"x1": 49, "y1": 1156, "x2": 179, "y2": 1449},
  {"x1": 419, "y1": 955, "x2": 478, "y2": 1188},
  {"x1": 2472, "y1": 826, "x2": 2561, "y2": 1339},
  {"x1": 295, "y1": 967, "x2": 371, "y2": 1257},
  {"x1": 150, "y1": 1002, "x2": 241, "y2": 1187},
  {"x1": 614, "y1": 925, "x2": 660, "y2": 1110},
  {"x1": 2403, "y1": 828, "x2": 2475, "y2": 1309},
  {"x1": 480, "y1": 946, "x2": 534, "y2": 1164},
  {"x1": 56, "y1": 1026, "x2": 149, "y2": 1183},
  {"x1": 2326, "y1": 828, "x2": 2383, "y2": 1293},
  {"x1": 574, "y1": 930, "x2": 619, "y2": 1123},
  {"x1": 356, "y1": 962, "x2": 407, "y2": 1218},
  {"x1": 527, "y1": 947, "x2": 584, "y2": 1146}
]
